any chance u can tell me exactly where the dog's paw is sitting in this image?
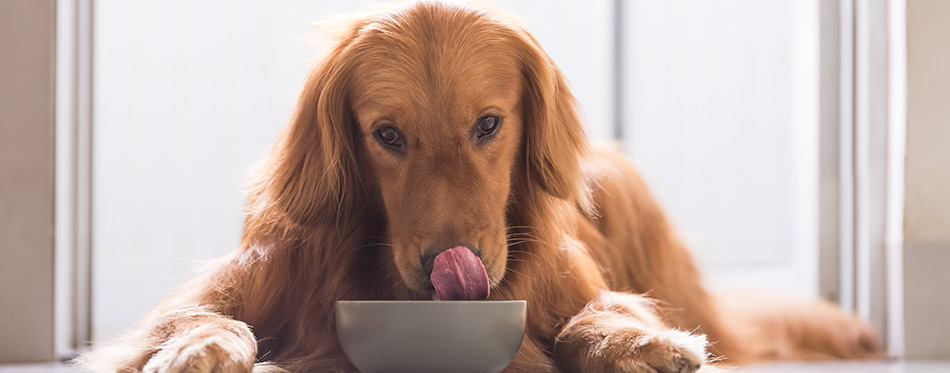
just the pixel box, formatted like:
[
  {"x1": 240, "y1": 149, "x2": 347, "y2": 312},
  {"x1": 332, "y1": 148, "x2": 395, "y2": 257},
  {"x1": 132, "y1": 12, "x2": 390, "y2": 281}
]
[
  {"x1": 607, "y1": 329, "x2": 707, "y2": 373},
  {"x1": 143, "y1": 322, "x2": 256, "y2": 373},
  {"x1": 557, "y1": 321, "x2": 707, "y2": 373}
]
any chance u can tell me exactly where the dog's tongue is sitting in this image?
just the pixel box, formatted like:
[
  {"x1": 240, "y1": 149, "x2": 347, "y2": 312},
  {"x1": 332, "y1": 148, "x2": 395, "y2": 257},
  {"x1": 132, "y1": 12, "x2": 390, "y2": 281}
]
[{"x1": 430, "y1": 246, "x2": 490, "y2": 301}]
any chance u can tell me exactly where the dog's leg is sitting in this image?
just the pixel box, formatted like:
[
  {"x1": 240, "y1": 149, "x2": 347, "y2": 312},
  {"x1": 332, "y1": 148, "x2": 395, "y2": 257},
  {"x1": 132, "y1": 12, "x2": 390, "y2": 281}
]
[{"x1": 553, "y1": 291, "x2": 708, "y2": 373}]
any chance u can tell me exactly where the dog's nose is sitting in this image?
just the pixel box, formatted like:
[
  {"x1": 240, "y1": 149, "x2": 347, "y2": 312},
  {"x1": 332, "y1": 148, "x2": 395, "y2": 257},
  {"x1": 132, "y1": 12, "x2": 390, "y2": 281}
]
[{"x1": 421, "y1": 246, "x2": 482, "y2": 279}]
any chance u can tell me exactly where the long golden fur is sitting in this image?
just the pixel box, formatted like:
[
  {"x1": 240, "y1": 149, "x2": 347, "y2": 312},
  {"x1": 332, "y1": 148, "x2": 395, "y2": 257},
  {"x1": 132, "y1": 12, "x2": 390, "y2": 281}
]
[{"x1": 78, "y1": 2, "x2": 879, "y2": 372}]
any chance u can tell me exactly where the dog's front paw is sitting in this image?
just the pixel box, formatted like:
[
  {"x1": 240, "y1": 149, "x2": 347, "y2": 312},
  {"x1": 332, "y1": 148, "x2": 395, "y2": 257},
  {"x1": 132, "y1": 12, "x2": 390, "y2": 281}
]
[
  {"x1": 555, "y1": 316, "x2": 707, "y2": 373},
  {"x1": 143, "y1": 321, "x2": 256, "y2": 373},
  {"x1": 608, "y1": 329, "x2": 706, "y2": 373}
]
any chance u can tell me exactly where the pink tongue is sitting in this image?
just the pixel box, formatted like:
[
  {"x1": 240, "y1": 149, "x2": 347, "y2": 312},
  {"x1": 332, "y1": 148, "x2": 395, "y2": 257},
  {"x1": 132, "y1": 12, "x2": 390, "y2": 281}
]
[{"x1": 430, "y1": 246, "x2": 490, "y2": 301}]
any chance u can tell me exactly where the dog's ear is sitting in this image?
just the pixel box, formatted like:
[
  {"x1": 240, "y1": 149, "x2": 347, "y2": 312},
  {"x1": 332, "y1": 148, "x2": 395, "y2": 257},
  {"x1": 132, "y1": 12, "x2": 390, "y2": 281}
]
[
  {"x1": 245, "y1": 24, "x2": 368, "y2": 237},
  {"x1": 515, "y1": 31, "x2": 592, "y2": 212}
]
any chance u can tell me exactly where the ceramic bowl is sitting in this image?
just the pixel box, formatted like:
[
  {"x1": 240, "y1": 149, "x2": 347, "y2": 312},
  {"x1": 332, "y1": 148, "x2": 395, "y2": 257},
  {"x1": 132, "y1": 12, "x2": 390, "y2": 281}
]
[{"x1": 335, "y1": 300, "x2": 526, "y2": 373}]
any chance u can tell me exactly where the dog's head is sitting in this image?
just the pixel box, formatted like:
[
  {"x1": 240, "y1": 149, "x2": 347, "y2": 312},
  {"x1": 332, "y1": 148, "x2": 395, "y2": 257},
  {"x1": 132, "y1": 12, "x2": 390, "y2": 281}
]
[{"x1": 250, "y1": 2, "x2": 589, "y2": 296}]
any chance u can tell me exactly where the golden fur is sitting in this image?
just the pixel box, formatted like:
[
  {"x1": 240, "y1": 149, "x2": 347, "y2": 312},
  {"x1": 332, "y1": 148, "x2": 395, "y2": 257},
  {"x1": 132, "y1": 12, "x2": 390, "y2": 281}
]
[{"x1": 77, "y1": 2, "x2": 879, "y2": 372}]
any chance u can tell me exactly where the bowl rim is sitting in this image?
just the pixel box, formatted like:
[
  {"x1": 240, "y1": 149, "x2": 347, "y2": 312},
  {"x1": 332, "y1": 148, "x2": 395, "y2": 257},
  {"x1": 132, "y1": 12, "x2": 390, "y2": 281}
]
[{"x1": 336, "y1": 300, "x2": 526, "y2": 305}]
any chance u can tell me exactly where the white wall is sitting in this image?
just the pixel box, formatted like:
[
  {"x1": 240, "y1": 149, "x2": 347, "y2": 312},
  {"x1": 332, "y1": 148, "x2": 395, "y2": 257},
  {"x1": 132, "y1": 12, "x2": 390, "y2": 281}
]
[{"x1": 91, "y1": 0, "x2": 614, "y2": 341}]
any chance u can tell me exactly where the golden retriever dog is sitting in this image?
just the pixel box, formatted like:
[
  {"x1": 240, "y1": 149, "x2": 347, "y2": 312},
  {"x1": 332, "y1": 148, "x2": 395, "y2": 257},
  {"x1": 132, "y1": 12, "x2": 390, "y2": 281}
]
[{"x1": 78, "y1": 2, "x2": 879, "y2": 372}]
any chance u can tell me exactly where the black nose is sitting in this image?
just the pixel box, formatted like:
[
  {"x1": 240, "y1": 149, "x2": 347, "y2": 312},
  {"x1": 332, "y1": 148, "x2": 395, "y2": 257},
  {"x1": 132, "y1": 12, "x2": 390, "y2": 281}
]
[{"x1": 421, "y1": 246, "x2": 482, "y2": 279}]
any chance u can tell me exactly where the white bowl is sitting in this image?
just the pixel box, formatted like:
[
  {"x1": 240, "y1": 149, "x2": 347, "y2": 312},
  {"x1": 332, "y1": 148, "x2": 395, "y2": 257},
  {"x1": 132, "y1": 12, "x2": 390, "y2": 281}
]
[{"x1": 335, "y1": 300, "x2": 526, "y2": 373}]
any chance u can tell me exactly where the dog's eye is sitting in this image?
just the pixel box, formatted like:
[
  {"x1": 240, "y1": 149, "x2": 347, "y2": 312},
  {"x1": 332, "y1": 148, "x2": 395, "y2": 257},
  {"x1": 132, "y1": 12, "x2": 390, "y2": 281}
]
[
  {"x1": 373, "y1": 126, "x2": 405, "y2": 152},
  {"x1": 475, "y1": 115, "x2": 501, "y2": 139}
]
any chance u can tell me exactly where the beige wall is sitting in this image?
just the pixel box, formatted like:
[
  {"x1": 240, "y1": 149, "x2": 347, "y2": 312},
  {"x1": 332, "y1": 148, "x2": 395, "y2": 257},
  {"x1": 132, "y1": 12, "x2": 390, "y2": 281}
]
[
  {"x1": 0, "y1": 0, "x2": 57, "y2": 363},
  {"x1": 904, "y1": 0, "x2": 950, "y2": 360},
  {"x1": 905, "y1": 0, "x2": 950, "y2": 244}
]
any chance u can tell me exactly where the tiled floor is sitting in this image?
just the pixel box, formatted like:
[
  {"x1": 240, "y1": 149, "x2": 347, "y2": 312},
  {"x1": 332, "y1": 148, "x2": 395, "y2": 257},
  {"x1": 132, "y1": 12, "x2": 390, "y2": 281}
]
[
  {"x1": 740, "y1": 360, "x2": 950, "y2": 372},
  {"x1": 1, "y1": 360, "x2": 948, "y2": 372}
]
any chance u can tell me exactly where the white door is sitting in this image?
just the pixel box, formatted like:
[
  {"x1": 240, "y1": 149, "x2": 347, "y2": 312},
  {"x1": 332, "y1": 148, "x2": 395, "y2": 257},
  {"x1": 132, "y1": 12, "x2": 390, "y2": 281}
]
[{"x1": 620, "y1": 0, "x2": 821, "y2": 298}]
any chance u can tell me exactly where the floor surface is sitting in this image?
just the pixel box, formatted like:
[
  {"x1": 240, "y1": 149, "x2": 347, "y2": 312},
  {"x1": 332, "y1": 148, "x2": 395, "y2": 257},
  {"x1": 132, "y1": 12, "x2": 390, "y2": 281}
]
[
  {"x1": 740, "y1": 360, "x2": 949, "y2": 372},
  {"x1": 2, "y1": 360, "x2": 949, "y2": 372}
]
